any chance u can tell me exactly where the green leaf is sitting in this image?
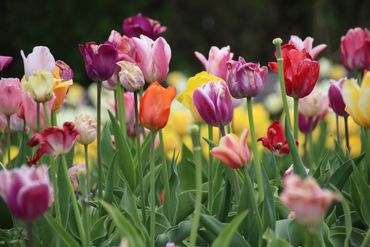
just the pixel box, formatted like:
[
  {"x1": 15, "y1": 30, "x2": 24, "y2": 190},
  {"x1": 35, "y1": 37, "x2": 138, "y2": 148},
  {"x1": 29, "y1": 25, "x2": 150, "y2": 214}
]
[
  {"x1": 44, "y1": 213, "x2": 79, "y2": 247},
  {"x1": 108, "y1": 111, "x2": 136, "y2": 191},
  {"x1": 155, "y1": 220, "x2": 192, "y2": 246},
  {"x1": 202, "y1": 137, "x2": 217, "y2": 148},
  {"x1": 164, "y1": 154, "x2": 180, "y2": 225},
  {"x1": 57, "y1": 158, "x2": 71, "y2": 228},
  {"x1": 263, "y1": 228, "x2": 293, "y2": 247},
  {"x1": 262, "y1": 165, "x2": 276, "y2": 231},
  {"x1": 211, "y1": 211, "x2": 248, "y2": 247},
  {"x1": 104, "y1": 152, "x2": 118, "y2": 203},
  {"x1": 13, "y1": 131, "x2": 31, "y2": 168},
  {"x1": 90, "y1": 216, "x2": 109, "y2": 242},
  {"x1": 100, "y1": 200, "x2": 144, "y2": 247}
]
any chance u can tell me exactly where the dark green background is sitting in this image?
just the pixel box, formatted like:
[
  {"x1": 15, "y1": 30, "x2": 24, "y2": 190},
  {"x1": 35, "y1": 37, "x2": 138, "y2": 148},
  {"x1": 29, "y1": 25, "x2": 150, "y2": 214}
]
[{"x1": 1, "y1": 0, "x2": 369, "y2": 85}]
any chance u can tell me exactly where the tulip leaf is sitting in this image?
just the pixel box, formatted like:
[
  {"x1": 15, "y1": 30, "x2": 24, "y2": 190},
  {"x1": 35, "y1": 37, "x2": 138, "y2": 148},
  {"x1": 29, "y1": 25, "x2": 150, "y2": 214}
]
[
  {"x1": 90, "y1": 216, "x2": 109, "y2": 242},
  {"x1": 263, "y1": 228, "x2": 293, "y2": 247},
  {"x1": 44, "y1": 213, "x2": 79, "y2": 247},
  {"x1": 99, "y1": 200, "x2": 144, "y2": 247},
  {"x1": 101, "y1": 124, "x2": 116, "y2": 167},
  {"x1": 202, "y1": 137, "x2": 217, "y2": 148},
  {"x1": 57, "y1": 157, "x2": 71, "y2": 228},
  {"x1": 108, "y1": 111, "x2": 136, "y2": 191},
  {"x1": 104, "y1": 151, "x2": 118, "y2": 204},
  {"x1": 262, "y1": 165, "x2": 276, "y2": 231},
  {"x1": 164, "y1": 152, "x2": 180, "y2": 225},
  {"x1": 13, "y1": 131, "x2": 31, "y2": 168},
  {"x1": 156, "y1": 220, "x2": 192, "y2": 246}
]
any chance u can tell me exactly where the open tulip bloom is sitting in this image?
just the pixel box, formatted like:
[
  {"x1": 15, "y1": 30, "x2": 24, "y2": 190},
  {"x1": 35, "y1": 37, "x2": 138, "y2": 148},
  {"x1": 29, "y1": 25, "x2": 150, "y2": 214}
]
[{"x1": 1, "y1": 18, "x2": 370, "y2": 247}]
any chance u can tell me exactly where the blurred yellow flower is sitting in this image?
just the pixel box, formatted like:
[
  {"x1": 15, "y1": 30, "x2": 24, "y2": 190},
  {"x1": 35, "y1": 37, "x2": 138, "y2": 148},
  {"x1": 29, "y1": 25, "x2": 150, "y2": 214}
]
[
  {"x1": 167, "y1": 71, "x2": 188, "y2": 92},
  {"x1": 330, "y1": 64, "x2": 347, "y2": 80},
  {"x1": 166, "y1": 109, "x2": 194, "y2": 137},
  {"x1": 66, "y1": 83, "x2": 86, "y2": 107},
  {"x1": 3, "y1": 146, "x2": 19, "y2": 165},
  {"x1": 162, "y1": 128, "x2": 182, "y2": 160},
  {"x1": 349, "y1": 135, "x2": 361, "y2": 156},
  {"x1": 74, "y1": 141, "x2": 97, "y2": 167}
]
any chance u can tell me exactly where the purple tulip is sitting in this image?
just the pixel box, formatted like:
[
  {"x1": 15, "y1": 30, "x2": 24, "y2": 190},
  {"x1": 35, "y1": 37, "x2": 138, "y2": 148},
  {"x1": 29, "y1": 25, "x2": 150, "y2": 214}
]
[
  {"x1": 193, "y1": 81, "x2": 233, "y2": 127},
  {"x1": 0, "y1": 56, "x2": 13, "y2": 71},
  {"x1": 56, "y1": 60, "x2": 73, "y2": 81},
  {"x1": 226, "y1": 57, "x2": 268, "y2": 98},
  {"x1": 79, "y1": 42, "x2": 118, "y2": 81},
  {"x1": 328, "y1": 78, "x2": 348, "y2": 117},
  {"x1": 123, "y1": 13, "x2": 167, "y2": 40},
  {"x1": 0, "y1": 165, "x2": 53, "y2": 222}
]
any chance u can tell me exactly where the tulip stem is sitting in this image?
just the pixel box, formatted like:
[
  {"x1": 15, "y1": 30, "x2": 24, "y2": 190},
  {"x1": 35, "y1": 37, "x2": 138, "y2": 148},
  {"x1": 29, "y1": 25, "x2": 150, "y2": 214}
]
[
  {"x1": 273, "y1": 39, "x2": 292, "y2": 126},
  {"x1": 149, "y1": 131, "x2": 157, "y2": 247},
  {"x1": 114, "y1": 89, "x2": 119, "y2": 119},
  {"x1": 116, "y1": 84, "x2": 127, "y2": 135},
  {"x1": 50, "y1": 158, "x2": 61, "y2": 224},
  {"x1": 275, "y1": 156, "x2": 280, "y2": 189},
  {"x1": 83, "y1": 145, "x2": 91, "y2": 246},
  {"x1": 336, "y1": 114, "x2": 341, "y2": 146},
  {"x1": 37, "y1": 102, "x2": 41, "y2": 133},
  {"x1": 293, "y1": 97, "x2": 299, "y2": 139},
  {"x1": 42, "y1": 102, "x2": 51, "y2": 128},
  {"x1": 159, "y1": 130, "x2": 170, "y2": 212},
  {"x1": 190, "y1": 126, "x2": 202, "y2": 247},
  {"x1": 51, "y1": 110, "x2": 58, "y2": 126},
  {"x1": 208, "y1": 125, "x2": 214, "y2": 212},
  {"x1": 220, "y1": 126, "x2": 226, "y2": 137},
  {"x1": 97, "y1": 82, "x2": 102, "y2": 198},
  {"x1": 246, "y1": 97, "x2": 264, "y2": 203},
  {"x1": 61, "y1": 155, "x2": 86, "y2": 247},
  {"x1": 344, "y1": 116, "x2": 350, "y2": 153},
  {"x1": 84, "y1": 145, "x2": 90, "y2": 198},
  {"x1": 6, "y1": 116, "x2": 11, "y2": 166},
  {"x1": 27, "y1": 223, "x2": 34, "y2": 247},
  {"x1": 134, "y1": 92, "x2": 146, "y2": 222}
]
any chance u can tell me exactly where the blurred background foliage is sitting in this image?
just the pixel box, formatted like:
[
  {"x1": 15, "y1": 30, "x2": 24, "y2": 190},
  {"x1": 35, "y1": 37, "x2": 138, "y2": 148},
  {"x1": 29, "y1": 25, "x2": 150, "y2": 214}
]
[{"x1": 1, "y1": 0, "x2": 369, "y2": 85}]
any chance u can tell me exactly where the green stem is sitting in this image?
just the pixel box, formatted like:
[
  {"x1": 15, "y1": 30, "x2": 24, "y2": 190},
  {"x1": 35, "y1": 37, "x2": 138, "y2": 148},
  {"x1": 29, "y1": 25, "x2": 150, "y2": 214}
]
[
  {"x1": 28, "y1": 223, "x2": 34, "y2": 247},
  {"x1": 6, "y1": 116, "x2": 11, "y2": 166},
  {"x1": 61, "y1": 155, "x2": 86, "y2": 247},
  {"x1": 149, "y1": 131, "x2": 157, "y2": 247},
  {"x1": 43, "y1": 102, "x2": 51, "y2": 128},
  {"x1": 208, "y1": 125, "x2": 214, "y2": 212},
  {"x1": 134, "y1": 92, "x2": 146, "y2": 222},
  {"x1": 275, "y1": 156, "x2": 280, "y2": 189},
  {"x1": 189, "y1": 126, "x2": 202, "y2": 247},
  {"x1": 50, "y1": 158, "x2": 61, "y2": 224},
  {"x1": 51, "y1": 110, "x2": 58, "y2": 126},
  {"x1": 37, "y1": 102, "x2": 41, "y2": 133},
  {"x1": 84, "y1": 145, "x2": 90, "y2": 198},
  {"x1": 344, "y1": 116, "x2": 350, "y2": 153},
  {"x1": 273, "y1": 38, "x2": 292, "y2": 126},
  {"x1": 336, "y1": 114, "x2": 341, "y2": 146},
  {"x1": 361, "y1": 227, "x2": 370, "y2": 247},
  {"x1": 246, "y1": 97, "x2": 264, "y2": 203},
  {"x1": 83, "y1": 145, "x2": 90, "y2": 246},
  {"x1": 159, "y1": 130, "x2": 170, "y2": 209},
  {"x1": 114, "y1": 89, "x2": 119, "y2": 119},
  {"x1": 97, "y1": 82, "x2": 102, "y2": 198},
  {"x1": 116, "y1": 83, "x2": 127, "y2": 134},
  {"x1": 293, "y1": 97, "x2": 299, "y2": 139}
]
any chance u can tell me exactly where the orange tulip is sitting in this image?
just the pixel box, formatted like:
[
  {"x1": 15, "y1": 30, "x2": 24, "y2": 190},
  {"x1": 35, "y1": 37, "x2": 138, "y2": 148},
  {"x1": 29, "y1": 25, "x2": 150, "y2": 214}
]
[
  {"x1": 52, "y1": 66, "x2": 73, "y2": 111},
  {"x1": 139, "y1": 81, "x2": 176, "y2": 131}
]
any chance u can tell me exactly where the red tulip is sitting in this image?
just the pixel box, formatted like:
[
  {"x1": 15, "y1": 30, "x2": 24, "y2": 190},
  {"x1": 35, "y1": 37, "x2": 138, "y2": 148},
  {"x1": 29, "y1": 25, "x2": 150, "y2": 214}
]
[{"x1": 269, "y1": 45, "x2": 320, "y2": 98}]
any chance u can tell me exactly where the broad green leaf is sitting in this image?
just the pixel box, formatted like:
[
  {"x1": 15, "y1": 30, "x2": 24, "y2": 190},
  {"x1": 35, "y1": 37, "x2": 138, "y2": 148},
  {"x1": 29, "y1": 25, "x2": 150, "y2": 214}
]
[
  {"x1": 263, "y1": 228, "x2": 292, "y2": 247},
  {"x1": 262, "y1": 165, "x2": 276, "y2": 231},
  {"x1": 212, "y1": 210, "x2": 248, "y2": 247},
  {"x1": 351, "y1": 163, "x2": 370, "y2": 226},
  {"x1": 90, "y1": 216, "x2": 109, "y2": 242},
  {"x1": 164, "y1": 154, "x2": 180, "y2": 225},
  {"x1": 44, "y1": 213, "x2": 79, "y2": 247},
  {"x1": 57, "y1": 158, "x2": 71, "y2": 228},
  {"x1": 155, "y1": 220, "x2": 192, "y2": 246},
  {"x1": 104, "y1": 152, "x2": 118, "y2": 203}
]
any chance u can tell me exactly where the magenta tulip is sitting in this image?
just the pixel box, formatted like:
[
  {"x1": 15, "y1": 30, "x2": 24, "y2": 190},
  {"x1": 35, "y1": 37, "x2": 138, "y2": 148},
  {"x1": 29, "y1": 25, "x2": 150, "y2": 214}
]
[
  {"x1": 328, "y1": 78, "x2": 348, "y2": 117},
  {"x1": 0, "y1": 165, "x2": 53, "y2": 222},
  {"x1": 133, "y1": 35, "x2": 171, "y2": 83},
  {"x1": 0, "y1": 78, "x2": 23, "y2": 116},
  {"x1": 21, "y1": 46, "x2": 55, "y2": 79},
  {"x1": 56, "y1": 60, "x2": 73, "y2": 81},
  {"x1": 226, "y1": 57, "x2": 268, "y2": 98},
  {"x1": 123, "y1": 13, "x2": 167, "y2": 40},
  {"x1": 288, "y1": 35, "x2": 327, "y2": 59},
  {"x1": 108, "y1": 30, "x2": 136, "y2": 63},
  {"x1": 0, "y1": 56, "x2": 13, "y2": 71},
  {"x1": 195, "y1": 46, "x2": 233, "y2": 80}
]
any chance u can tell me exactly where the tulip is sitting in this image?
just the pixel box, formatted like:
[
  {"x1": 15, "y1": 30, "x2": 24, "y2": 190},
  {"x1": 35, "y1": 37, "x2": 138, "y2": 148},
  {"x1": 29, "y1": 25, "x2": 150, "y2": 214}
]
[
  {"x1": 74, "y1": 114, "x2": 97, "y2": 145},
  {"x1": 340, "y1": 28, "x2": 370, "y2": 70},
  {"x1": 139, "y1": 81, "x2": 176, "y2": 131},
  {"x1": 79, "y1": 41, "x2": 118, "y2": 81},
  {"x1": 52, "y1": 65, "x2": 73, "y2": 111},
  {"x1": 55, "y1": 60, "x2": 73, "y2": 81},
  {"x1": 193, "y1": 81, "x2": 233, "y2": 127},
  {"x1": 328, "y1": 78, "x2": 348, "y2": 117},
  {"x1": 210, "y1": 128, "x2": 250, "y2": 169},
  {"x1": 269, "y1": 45, "x2": 320, "y2": 98},
  {"x1": 195, "y1": 46, "x2": 233, "y2": 80},
  {"x1": 226, "y1": 57, "x2": 268, "y2": 98},
  {"x1": 28, "y1": 122, "x2": 79, "y2": 164},
  {"x1": 299, "y1": 91, "x2": 323, "y2": 117},
  {"x1": 0, "y1": 78, "x2": 22, "y2": 116},
  {"x1": 102, "y1": 73, "x2": 119, "y2": 90},
  {"x1": 177, "y1": 71, "x2": 223, "y2": 122},
  {"x1": 0, "y1": 114, "x2": 24, "y2": 132},
  {"x1": 68, "y1": 163, "x2": 86, "y2": 190},
  {"x1": 280, "y1": 175, "x2": 340, "y2": 225},
  {"x1": 117, "y1": 61, "x2": 145, "y2": 92},
  {"x1": 258, "y1": 120, "x2": 292, "y2": 156},
  {"x1": 22, "y1": 70, "x2": 55, "y2": 103},
  {"x1": 124, "y1": 92, "x2": 136, "y2": 136},
  {"x1": 22, "y1": 93, "x2": 55, "y2": 131},
  {"x1": 21, "y1": 46, "x2": 55, "y2": 79},
  {"x1": 165, "y1": 243, "x2": 176, "y2": 247},
  {"x1": 0, "y1": 56, "x2": 13, "y2": 71},
  {"x1": 108, "y1": 30, "x2": 136, "y2": 63},
  {"x1": 123, "y1": 13, "x2": 167, "y2": 40},
  {"x1": 298, "y1": 95, "x2": 329, "y2": 133},
  {"x1": 0, "y1": 165, "x2": 53, "y2": 222},
  {"x1": 132, "y1": 35, "x2": 171, "y2": 83},
  {"x1": 288, "y1": 35, "x2": 327, "y2": 59},
  {"x1": 342, "y1": 72, "x2": 370, "y2": 128}
]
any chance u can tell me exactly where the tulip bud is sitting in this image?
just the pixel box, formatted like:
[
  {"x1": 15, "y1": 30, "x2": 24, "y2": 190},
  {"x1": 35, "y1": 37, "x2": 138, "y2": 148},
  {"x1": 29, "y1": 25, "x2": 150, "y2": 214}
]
[
  {"x1": 74, "y1": 114, "x2": 97, "y2": 145},
  {"x1": 0, "y1": 165, "x2": 53, "y2": 222},
  {"x1": 299, "y1": 91, "x2": 323, "y2": 117},
  {"x1": 117, "y1": 61, "x2": 145, "y2": 92},
  {"x1": 0, "y1": 78, "x2": 23, "y2": 116},
  {"x1": 56, "y1": 60, "x2": 74, "y2": 81},
  {"x1": 22, "y1": 70, "x2": 55, "y2": 103},
  {"x1": 328, "y1": 78, "x2": 348, "y2": 117},
  {"x1": 340, "y1": 28, "x2": 370, "y2": 70}
]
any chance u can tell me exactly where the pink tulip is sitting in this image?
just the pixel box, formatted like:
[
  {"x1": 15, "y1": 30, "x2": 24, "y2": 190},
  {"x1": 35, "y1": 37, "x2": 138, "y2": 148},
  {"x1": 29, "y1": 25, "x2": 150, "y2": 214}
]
[
  {"x1": 21, "y1": 93, "x2": 55, "y2": 131},
  {"x1": 102, "y1": 73, "x2": 119, "y2": 90},
  {"x1": 288, "y1": 35, "x2": 327, "y2": 59},
  {"x1": 108, "y1": 30, "x2": 136, "y2": 63},
  {"x1": 68, "y1": 164, "x2": 86, "y2": 190},
  {"x1": 298, "y1": 93, "x2": 329, "y2": 133},
  {"x1": 340, "y1": 28, "x2": 370, "y2": 70},
  {"x1": 0, "y1": 56, "x2": 13, "y2": 71},
  {"x1": 211, "y1": 128, "x2": 250, "y2": 169},
  {"x1": 195, "y1": 46, "x2": 234, "y2": 80},
  {"x1": 0, "y1": 114, "x2": 24, "y2": 132},
  {"x1": 21, "y1": 46, "x2": 55, "y2": 79},
  {"x1": 133, "y1": 35, "x2": 171, "y2": 83},
  {"x1": 0, "y1": 165, "x2": 53, "y2": 222},
  {"x1": 280, "y1": 175, "x2": 340, "y2": 225},
  {"x1": 283, "y1": 164, "x2": 309, "y2": 182},
  {"x1": 0, "y1": 78, "x2": 22, "y2": 116}
]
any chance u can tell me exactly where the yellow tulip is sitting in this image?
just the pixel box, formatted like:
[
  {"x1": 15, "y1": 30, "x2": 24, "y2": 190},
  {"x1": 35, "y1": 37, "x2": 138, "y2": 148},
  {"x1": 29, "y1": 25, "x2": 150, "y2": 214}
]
[
  {"x1": 22, "y1": 70, "x2": 54, "y2": 102},
  {"x1": 342, "y1": 72, "x2": 370, "y2": 128},
  {"x1": 166, "y1": 109, "x2": 194, "y2": 137},
  {"x1": 162, "y1": 128, "x2": 182, "y2": 160},
  {"x1": 3, "y1": 146, "x2": 19, "y2": 165},
  {"x1": 177, "y1": 71, "x2": 224, "y2": 122}
]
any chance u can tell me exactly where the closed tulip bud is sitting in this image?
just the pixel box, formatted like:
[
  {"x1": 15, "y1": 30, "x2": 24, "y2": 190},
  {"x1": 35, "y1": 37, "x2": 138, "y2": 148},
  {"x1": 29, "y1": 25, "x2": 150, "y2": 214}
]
[
  {"x1": 74, "y1": 114, "x2": 97, "y2": 145},
  {"x1": 211, "y1": 128, "x2": 250, "y2": 169},
  {"x1": 117, "y1": 61, "x2": 145, "y2": 92},
  {"x1": 139, "y1": 82, "x2": 176, "y2": 131},
  {"x1": 280, "y1": 175, "x2": 340, "y2": 225},
  {"x1": 340, "y1": 28, "x2": 370, "y2": 70},
  {"x1": 299, "y1": 91, "x2": 323, "y2": 117},
  {"x1": 193, "y1": 81, "x2": 233, "y2": 127},
  {"x1": 226, "y1": 57, "x2": 268, "y2": 98},
  {"x1": 22, "y1": 70, "x2": 55, "y2": 103},
  {"x1": 0, "y1": 55, "x2": 13, "y2": 71},
  {"x1": 0, "y1": 78, "x2": 22, "y2": 116},
  {"x1": 0, "y1": 165, "x2": 53, "y2": 222},
  {"x1": 328, "y1": 78, "x2": 348, "y2": 116}
]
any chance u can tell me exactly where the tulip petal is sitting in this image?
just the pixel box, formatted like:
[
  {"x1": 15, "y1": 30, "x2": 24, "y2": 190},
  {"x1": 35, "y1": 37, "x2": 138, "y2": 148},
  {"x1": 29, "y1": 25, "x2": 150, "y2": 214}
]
[
  {"x1": 358, "y1": 88, "x2": 370, "y2": 127},
  {"x1": 343, "y1": 79, "x2": 366, "y2": 126}
]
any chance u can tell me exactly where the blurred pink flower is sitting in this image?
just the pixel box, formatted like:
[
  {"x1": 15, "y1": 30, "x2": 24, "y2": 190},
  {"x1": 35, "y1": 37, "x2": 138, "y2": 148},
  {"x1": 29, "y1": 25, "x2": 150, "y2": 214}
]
[
  {"x1": 0, "y1": 55, "x2": 13, "y2": 71},
  {"x1": 0, "y1": 78, "x2": 22, "y2": 116}
]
